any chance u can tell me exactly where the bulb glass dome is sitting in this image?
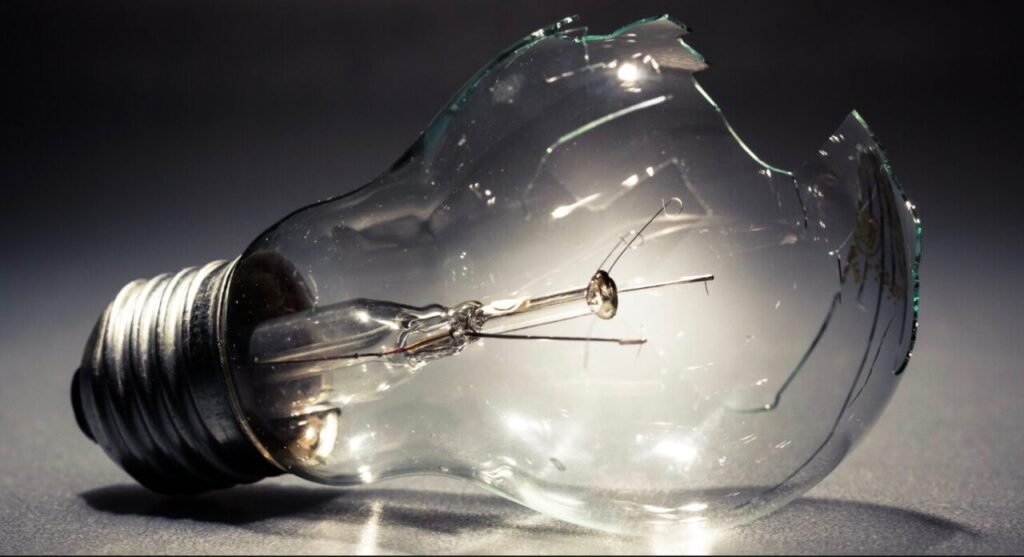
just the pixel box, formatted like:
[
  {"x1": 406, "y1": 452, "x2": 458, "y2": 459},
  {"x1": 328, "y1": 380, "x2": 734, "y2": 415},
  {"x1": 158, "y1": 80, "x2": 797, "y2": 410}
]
[{"x1": 217, "y1": 16, "x2": 922, "y2": 532}]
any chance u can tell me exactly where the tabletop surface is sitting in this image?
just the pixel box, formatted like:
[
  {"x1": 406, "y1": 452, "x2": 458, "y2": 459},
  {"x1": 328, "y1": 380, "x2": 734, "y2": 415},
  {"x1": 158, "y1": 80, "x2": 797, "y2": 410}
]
[
  {"x1": 2, "y1": 2, "x2": 1022, "y2": 554},
  {"x1": 2, "y1": 257, "x2": 1021, "y2": 554}
]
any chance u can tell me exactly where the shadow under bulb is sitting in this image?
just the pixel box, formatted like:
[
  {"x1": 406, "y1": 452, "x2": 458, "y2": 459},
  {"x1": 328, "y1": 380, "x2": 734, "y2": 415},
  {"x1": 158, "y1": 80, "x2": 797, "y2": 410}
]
[{"x1": 70, "y1": 15, "x2": 922, "y2": 533}]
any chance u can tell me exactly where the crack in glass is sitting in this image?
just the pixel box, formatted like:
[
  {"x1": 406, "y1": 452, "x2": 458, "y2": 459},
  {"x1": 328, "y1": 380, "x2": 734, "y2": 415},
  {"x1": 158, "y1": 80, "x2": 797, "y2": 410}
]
[{"x1": 222, "y1": 15, "x2": 922, "y2": 532}]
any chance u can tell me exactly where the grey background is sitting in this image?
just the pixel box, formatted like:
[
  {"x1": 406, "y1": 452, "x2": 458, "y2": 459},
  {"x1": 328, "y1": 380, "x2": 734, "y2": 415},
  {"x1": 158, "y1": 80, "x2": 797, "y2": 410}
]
[{"x1": 1, "y1": 1, "x2": 1022, "y2": 553}]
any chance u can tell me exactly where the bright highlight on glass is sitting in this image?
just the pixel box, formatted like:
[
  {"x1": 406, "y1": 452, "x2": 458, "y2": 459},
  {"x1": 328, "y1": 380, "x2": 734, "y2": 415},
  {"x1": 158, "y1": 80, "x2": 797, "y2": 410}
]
[{"x1": 71, "y1": 15, "x2": 921, "y2": 534}]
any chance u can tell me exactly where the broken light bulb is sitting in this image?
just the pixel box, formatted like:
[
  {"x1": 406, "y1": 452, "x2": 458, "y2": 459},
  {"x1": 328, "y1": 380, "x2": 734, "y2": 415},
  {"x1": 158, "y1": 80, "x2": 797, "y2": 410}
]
[{"x1": 71, "y1": 15, "x2": 922, "y2": 533}]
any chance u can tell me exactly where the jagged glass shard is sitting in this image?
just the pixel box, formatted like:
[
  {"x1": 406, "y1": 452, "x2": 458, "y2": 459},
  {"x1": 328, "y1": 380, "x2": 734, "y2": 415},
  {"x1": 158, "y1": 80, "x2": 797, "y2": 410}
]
[{"x1": 225, "y1": 15, "x2": 922, "y2": 531}]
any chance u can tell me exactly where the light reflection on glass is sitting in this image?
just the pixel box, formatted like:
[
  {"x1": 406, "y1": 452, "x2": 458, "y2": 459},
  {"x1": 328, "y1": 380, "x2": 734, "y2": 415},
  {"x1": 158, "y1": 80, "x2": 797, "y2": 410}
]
[
  {"x1": 224, "y1": 14, "x2": 921, "y2": 533},
  {"x1": 652, "y1": 438, "x2": 699, "y2": 464},
  {"x1": 617, "y1": 62, "x2": 641, "y2": 82},
  {"x1": 550, "y1": 193, "x2": 602, "y2": 219}
]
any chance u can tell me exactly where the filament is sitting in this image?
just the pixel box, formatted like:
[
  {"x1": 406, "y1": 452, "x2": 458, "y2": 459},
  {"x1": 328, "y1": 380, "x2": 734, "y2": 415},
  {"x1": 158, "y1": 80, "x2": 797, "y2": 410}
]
[{"x1": 606, "y1": 197, "x2": 683, "y2": 273}]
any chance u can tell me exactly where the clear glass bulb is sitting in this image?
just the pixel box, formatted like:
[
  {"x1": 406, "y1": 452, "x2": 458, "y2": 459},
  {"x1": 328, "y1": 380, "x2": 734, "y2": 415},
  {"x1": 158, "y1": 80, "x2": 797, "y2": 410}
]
[{"x1": 74, "y1": 15, "x2": 922, "y2": 533}]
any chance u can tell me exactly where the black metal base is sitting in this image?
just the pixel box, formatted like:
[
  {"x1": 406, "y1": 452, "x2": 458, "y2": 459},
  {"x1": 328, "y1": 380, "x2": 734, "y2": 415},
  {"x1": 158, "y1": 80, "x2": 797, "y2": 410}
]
[{"x1": 71, "y1": 260, "x2": 281, "y2": 494}]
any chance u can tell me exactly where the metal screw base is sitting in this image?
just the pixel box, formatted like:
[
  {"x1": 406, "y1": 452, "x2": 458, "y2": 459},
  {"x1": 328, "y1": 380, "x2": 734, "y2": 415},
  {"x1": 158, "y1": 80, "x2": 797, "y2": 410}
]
[{"x1": 71, "y1": 260, "x2": 280, "y2": 494}]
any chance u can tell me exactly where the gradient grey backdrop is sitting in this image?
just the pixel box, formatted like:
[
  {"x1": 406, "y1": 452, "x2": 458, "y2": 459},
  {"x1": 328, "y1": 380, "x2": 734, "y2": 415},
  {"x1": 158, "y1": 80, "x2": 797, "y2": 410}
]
[{"x1": 2, "y1": 1, "x2": 1022, "y2": 554}]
